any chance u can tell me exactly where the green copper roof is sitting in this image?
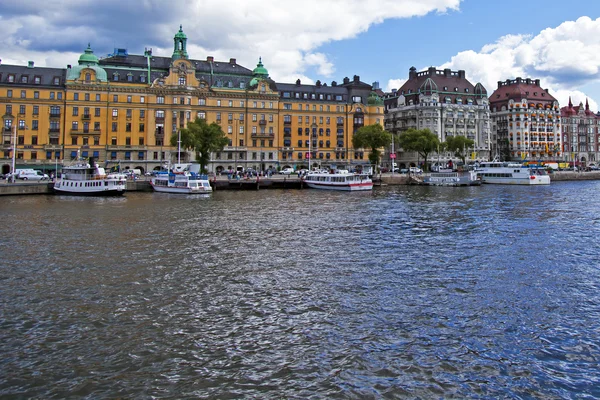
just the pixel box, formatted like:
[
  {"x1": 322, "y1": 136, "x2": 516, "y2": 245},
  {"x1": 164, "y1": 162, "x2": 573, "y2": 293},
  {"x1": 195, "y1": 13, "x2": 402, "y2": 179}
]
[
  {"x1": 78, "y1": 43, "x2": 99, "y2": 65},
  {"x1": 175, "y1": 25, "x2": 187, "y2": 39},
  {"x1": 367, "y1": 91, "x2": 384, "y2": 106},
  {"x1": 67, "y1": 44, "x2": 107, "y2": 82},
  {"x1": 252, "y1": 57, "x2": 269, "y2": 77}
]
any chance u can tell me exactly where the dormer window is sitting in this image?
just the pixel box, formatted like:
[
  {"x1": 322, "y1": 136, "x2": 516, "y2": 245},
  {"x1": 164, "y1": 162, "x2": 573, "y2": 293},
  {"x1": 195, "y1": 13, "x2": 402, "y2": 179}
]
[
  {"x1": 443, "y1": 86, "x2": 448, "y2": 91},
  {"x1": 7, "y1": 74, "x2": 15, "y2": 83},
  {"x1": 240, "y1": 82, "x2": 245, "y2": 89},
  {"x1": 112, "y1": 73, "x2": 119, "y2": 81},
  {"x1": 53, "y1": 77, "x2": 60, "y2": 85},
  {"x1": 21, "y1": 76, "x2": 28, "y2": 83},
  {"x1": 178, "y1": 76, "x2": 186, "y2": 86},
  {"x1": 228, "y1": 81, "x2": 233, "y2": 88},
  {"x1": 127, "y1": 74, "x2": 133, "y2": 82},
  {"x1": 465, "y1": 88, "x2": 469, "y2": 93},
  {"x1": 85, "y1": 73, "x2": 91, "y2": 82},
  {"x1": 34, "y1": 76, "x2": 41, "y2": 84},
  {"x1": 454, "y1": 87, "x2": 458, "y2": 92},
  {"x1": 140, "y1": 75, "x2": 146, "y2": 83}
]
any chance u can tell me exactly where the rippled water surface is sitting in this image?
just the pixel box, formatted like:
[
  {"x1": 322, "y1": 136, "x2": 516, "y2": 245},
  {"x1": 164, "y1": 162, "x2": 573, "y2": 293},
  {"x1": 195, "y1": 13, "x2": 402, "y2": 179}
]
[{"x1": 2, "y1": 182, "x2": 600, "y2": 399}]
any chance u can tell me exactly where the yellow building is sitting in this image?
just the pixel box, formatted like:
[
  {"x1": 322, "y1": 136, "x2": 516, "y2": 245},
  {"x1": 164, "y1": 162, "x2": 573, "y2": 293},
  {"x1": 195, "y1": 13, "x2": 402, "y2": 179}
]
[{"x1": 1, "y1": 26, "x2": 384, "y2": 175}]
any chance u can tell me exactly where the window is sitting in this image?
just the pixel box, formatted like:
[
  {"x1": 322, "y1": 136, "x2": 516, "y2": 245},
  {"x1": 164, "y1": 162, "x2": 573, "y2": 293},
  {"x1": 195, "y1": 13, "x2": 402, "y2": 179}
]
[
  {"x1": 71, "y1": 137, "x2": 78, "y2": 145},
  {"x1": 72, "y1": 121, "x2": 78, "y2": 130},
  {"x1": 113, "y1": 95, "x2": 118, "y2": 102},
  {"x1": 140, "y1": 96, "x2": 145, "y2": 103},
  {"x1": 34, "y1": 76, "x2": 41, "y2": 84},
  {"x1": 157, "y1": 96, "x2": 165, "y2": 104},
  {"x1": 73, "y1": 93, "x2": 79, "y2": 101},
  {"x1": 198, "y1": 98, "x2": 206, "y2": 105},
  {"x1": 217, "y1": 100, "x2": 221, "y2": 107},
  {"x1": 112, "y1": 109, "x2": 118, "y2": 117},
  {"x1": 112, "y1": 122, "x2": 117, "y2": 132},
  {"x1": 84, "y1": 93, "x2": 89, "y2": 101},
  {"x1": 21, "y1": 76, "x2": 28, "y2": 83},
  {"x1": 21, "y1": 90, "x2": 26, "y2": 98},
  {"x1": 95, "y1": 108, "x2": 101, "y2": 117},
  {"x1": 127, "y1": 95, "x2": 132, "y2": 103},
  {"x1": 19, "y1": 105, "x2": 26, "y2": 114},
  {"x1": 197, "y1": 111, "x2": 206, "y2": 119},
  {"x1": 7, "y1": 90, "x2": 12, "y2": 98},
  {"x1": 32, "y1": 121, "x2": 38, "y2": 131},
  {"x1": 96, "y1": 94, "x2": 101, "y2": 101},
  {"x1": 126, "y1": 123, "x2": 131, "y2": 132},
  {"x1": 139, "y1": 123, "x2": 145, "y2": 132},
  {"x1": 33, "y1": 106, "x2": 39, "y2": 115},
  {"x1": 126, "y1": 109, "x2": 132, "y2": 118},
  {"x1": 34, "y1": 91, "x2": 39, "y2": 99}
]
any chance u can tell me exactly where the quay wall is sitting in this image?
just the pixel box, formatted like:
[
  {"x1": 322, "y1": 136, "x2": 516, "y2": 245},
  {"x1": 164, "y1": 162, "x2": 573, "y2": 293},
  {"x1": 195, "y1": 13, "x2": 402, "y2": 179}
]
[{"x1": 1, "y1": 172, "x2": 599, "y2": 196}]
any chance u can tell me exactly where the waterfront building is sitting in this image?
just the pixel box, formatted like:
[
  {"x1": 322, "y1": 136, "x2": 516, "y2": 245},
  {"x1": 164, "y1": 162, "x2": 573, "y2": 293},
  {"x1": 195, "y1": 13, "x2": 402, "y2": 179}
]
[
  {"x1": 560, "y1": 97, "x2": 600, "y2": 167},
  {"x1": 0, "y1": 26, "x2": 383, "y2": 175},
  {"x1": 383, "y1": 67, "x2": 490, "y2": 169},
  {"x1": 0, "y1": 61, "x2": 66, "y2": 174},
  {"x1": 488, "y1": 78, "x2": 561, "y2": 162}
]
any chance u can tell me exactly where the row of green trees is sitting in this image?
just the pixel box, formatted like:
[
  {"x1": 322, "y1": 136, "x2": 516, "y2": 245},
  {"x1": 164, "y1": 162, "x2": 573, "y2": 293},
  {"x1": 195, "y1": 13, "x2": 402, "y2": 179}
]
[
  {"x1": 171, "y1": 117, "x2": 475, "y2": 173},
  {"x1": 352, "y1": 125, "x2": 475, "y2": 172}
]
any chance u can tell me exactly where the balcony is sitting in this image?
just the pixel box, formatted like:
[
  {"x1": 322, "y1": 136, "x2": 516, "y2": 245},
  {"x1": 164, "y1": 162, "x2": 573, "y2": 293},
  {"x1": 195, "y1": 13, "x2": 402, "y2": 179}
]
[
  {"x1": 155, "y1": 117, "x2": 165, "y2": 123},
  {"x1": 82, "y1": 114, "x2": 91, "y2": 120},
  {"x1": 259, "y1": 119, "x2": 267, "y2": 125},
  {"x1": 49, "y1": 112, "x2": 61, "y2": 119}
]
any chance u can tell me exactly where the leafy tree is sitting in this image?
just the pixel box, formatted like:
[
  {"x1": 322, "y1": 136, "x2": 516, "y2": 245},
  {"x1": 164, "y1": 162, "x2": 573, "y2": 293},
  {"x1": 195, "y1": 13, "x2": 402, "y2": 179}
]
[
  {"x1": 352, "y1": 124, "x2": 392, "y2": 168},
  {"x1": 445, "y1": 135, "x2": 475, "y2": 165},
  {"x1": 397, "y1": 128, "x2": 439, "y2": 172},
  {"x1": 170, "y1": 117, "x2": 229, "y2": 173}
]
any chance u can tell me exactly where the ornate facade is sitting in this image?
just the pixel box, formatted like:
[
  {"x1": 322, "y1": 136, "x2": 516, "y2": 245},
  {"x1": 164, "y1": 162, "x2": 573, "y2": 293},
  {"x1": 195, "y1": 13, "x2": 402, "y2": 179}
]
[
  {"x1": 489, "y1": 78, "x2": 561, "y2": 162},
  {"x1": 383, "y1": 67, "x2": 490, "y2": 168},
  {"x1": 560, "y1": 97, "x2": 600, "y2": 167},
  {"x1": 0, "y1": 27, "x2": 384, "y2": 175}
]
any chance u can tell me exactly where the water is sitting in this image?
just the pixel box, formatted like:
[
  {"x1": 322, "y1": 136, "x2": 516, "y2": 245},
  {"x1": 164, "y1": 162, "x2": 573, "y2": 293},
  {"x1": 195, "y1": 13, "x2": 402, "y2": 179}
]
[{"x1": 1, "y1": 182, "x2": 600, "y2": 399}]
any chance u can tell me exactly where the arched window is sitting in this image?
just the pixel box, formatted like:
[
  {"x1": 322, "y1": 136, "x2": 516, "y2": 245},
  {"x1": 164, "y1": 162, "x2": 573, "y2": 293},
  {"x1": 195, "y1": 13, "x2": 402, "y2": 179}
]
[{"x1": 85, "y1": 73, "x2": 91, "y2": 82}]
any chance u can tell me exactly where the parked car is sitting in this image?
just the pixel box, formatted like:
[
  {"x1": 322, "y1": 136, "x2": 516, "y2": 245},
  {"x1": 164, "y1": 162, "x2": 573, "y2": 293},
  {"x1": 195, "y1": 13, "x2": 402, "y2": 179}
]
[
  {"x1": 18, "y1": 170, "x2": 49, "y2": 181},
  {"x1": 280, "y1": 167, "x2": 294, "y2": 175},
  {"x1": 409, "y1": 167, "x2": 422, "y2": 174}
]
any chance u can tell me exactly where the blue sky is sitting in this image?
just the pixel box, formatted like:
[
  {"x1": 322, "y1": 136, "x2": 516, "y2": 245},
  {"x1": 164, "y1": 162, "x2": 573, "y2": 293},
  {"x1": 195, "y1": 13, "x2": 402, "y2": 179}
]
[{"x1": 2, "y1": 0, "x2": 600, "y2": 110}]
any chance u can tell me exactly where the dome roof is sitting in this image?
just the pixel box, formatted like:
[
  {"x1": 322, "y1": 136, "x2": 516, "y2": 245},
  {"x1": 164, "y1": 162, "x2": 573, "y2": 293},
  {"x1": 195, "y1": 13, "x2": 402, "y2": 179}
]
[
  {"x1": 420, "y1": 77, "x2": 438, "y2": 95},
  {"x1": 174, "y1": 25, "x2": 187, "y2": 39},
  {"x1": 78, "y1": 43, "x2": 99, "y2": 65},
  {"x1": 250, "y1": 57, "x2": 269, "y2": 86},
  {"x1": 67, "y1": 44, "x2": 107, "y2": 82},
  {"x1": 367, "y1": 91, "x2": 384, "y2": 106},
  {"x1": 252, "y1": 57, "x2": 269, "y2": 77},
  {"x1": 474, "y1": 82, "x2": 487, "y2": 96}
]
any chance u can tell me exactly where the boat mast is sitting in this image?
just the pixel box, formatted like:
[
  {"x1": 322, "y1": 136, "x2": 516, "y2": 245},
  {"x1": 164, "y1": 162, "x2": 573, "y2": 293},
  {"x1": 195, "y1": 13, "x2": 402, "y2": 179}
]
[{"x1": 177, "y1": 129, "x2": 181, "y2": 165}]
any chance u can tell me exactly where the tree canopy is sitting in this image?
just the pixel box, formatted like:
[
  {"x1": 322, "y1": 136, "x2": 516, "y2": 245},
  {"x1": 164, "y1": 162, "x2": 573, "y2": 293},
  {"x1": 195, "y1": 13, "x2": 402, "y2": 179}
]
[
  {"x1": 352, "y1": 124, "x2": 392, "y2": 168},
  {"x1": 171, "y1": 117, "x2": 229, "y2": 173},
  {"x1": 397, "y1": 128, "x2": 439, "y2": 171},
  {"x1": 445, "y1": 135, "x2": 475, "y2": 165}
]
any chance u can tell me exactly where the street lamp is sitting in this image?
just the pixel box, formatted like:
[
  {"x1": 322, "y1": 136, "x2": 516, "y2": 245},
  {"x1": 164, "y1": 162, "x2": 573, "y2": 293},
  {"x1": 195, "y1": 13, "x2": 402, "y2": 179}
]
[{"x1": 11, "y1": 123, "x2": 27, "y2": 183}]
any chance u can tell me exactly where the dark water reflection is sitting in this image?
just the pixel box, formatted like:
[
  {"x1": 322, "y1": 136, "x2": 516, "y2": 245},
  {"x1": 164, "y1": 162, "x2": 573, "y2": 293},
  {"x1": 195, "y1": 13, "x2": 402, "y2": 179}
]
[{"x1": 1, "y1": 182, "x2": 600, "y2": 398}]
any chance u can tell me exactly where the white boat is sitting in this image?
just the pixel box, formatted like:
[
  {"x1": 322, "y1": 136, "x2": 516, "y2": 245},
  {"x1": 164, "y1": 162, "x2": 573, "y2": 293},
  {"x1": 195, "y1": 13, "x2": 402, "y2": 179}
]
[
  {"x1": 475, "y1": 162, "x2": 551, "y2": 185},
  {"x1": 53, "y1": 157, "x2": 127, "y2": 196},
  {"x1": 422, "y1": 170, "x2": 481, "y2": 186},
  {"x1": 303, "y1": 169, "x2": 373, "y2": 191},
  {"x1": 150, "y1": 163, "x2": 213, "y2": 194}
]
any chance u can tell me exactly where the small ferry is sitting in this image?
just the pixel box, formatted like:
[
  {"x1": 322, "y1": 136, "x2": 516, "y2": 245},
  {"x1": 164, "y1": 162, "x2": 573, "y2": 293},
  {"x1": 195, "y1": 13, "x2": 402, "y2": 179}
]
[
  {"x1": 303, "y1": 169, "x2": 373, "y2": 191},
  {"x1": 475, "y1": 162, "x2": 550, "y2": 185},
  {"x1": 53, "y1": 157, "x2": 127, "y2": 196},
  {"x1": 150, "y1": 163, "x2": 213, "y2": 194},
  {"x1": 422, "y1": 170, "x2": 481, "y2": 187}
]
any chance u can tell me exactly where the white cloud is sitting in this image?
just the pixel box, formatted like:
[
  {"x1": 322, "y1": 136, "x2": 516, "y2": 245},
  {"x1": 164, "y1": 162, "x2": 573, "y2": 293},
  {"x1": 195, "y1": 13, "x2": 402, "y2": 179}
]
[
  {"x1": 0, "y1": 0, "x2": 461, "y2": 83},
  {"x1": 435, "y1": 16, "x2": 600, "y2": 111},
  {"x1": 385, "y1": 78, "x2": 407, "y2": 92}
]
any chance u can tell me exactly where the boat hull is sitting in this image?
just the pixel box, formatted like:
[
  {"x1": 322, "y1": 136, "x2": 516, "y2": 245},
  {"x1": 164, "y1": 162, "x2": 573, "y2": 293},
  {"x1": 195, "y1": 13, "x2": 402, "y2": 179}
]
[
  {"x1": 53, "y1": 186, "x2": 125, "y2": 196},
  {"x1": 423, "y1": 172, "x2": 481, "y2": 187},
  {"x1": 480, "y1": 176, "x2": 550, "y2": 185},
  {"x1": 304, "y1": 182, "x2": 373, "y2": 191},
  {"x1": 151, "y1": 184, "x2": 212, "y2": 194}
]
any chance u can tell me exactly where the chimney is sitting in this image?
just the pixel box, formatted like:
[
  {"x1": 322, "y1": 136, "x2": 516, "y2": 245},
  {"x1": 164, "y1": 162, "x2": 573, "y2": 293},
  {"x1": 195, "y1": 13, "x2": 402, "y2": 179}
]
[
  {"x1": 353, "y1": 75, "x2": 359, "y2": 82},
  {"x1": 296, "y1": 79, "x2": 301, "y2": 86},
  {"x1": 497, "y1": 81, "x2": 503, "y2": 88},
  {"x1": 535, "y1": 79, "x2": 540, "y2": 86},
  {"x1": 458, "y1": 70, "x2": 465, "y2": 79},
  {"x1": 343, "y1": 77, "x2": 350, "y2": 84},
  {"x1": 409, "y1": 66, "x2": 417, "y2": 79},
  {"x1": 331, "y1": 81, "x2": 337, "y2": 87},
  {"x1": 28, "y1": 61, "x2": 34, "y2": 68},
  {"x1": 207, "y1": 56, "x2": 214, "y2": 62},
  {"x1": 444, "y1": 68, "x2": 451, "y2": 77},
  {"x1": 372, "y1": 81, "x2": 380, "y2": 90},
  {"x1": 67, "y1": 64, "x2": 72, "y2": 69},
  {"x1": 229, "y1": 58, "x2": 236, "y2": 64},
  {"x1": 428, "y1": 66, "x2": 436, "y2": 76},
  {"x1": 316, "y1": 80, "x2": 321, "y2": 88}
]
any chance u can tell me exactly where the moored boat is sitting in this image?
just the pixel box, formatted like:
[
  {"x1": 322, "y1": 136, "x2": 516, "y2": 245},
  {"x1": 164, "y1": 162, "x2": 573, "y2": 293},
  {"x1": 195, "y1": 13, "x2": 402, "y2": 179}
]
[
  {"x1": 475, "y1": 162, "x2": 550, "y2": 185},
  {"x1": 303, "y1": 169, "x2": 373, "y2": 191},
  {"x1": 150, "y1": 163, "x2": 213, "y2": 194},
  {"x1": 422, "y1": 170, "x2": 481, "y2": 186},
  {"x1": 53, "y1": 157, "x2": 127, "y2": 196}
]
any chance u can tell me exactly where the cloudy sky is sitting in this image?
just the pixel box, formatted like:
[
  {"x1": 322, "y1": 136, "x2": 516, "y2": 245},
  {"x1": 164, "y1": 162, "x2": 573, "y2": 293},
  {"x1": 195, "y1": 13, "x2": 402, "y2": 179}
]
[{"x1": 2, "y1": 0, "x2": 600, "y2": 110}]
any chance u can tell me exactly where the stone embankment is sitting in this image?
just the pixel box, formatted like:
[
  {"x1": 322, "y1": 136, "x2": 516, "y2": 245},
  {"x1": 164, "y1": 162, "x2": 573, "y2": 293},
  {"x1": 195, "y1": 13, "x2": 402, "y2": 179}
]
[{"x1": 1, "y1": 171, "x2": 599, "y2": 196}]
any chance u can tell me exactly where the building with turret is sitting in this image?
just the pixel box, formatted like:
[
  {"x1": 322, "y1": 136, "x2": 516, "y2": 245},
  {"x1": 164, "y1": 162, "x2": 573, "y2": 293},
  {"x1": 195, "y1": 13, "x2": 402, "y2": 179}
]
[
  {"x1": 559, "y1": 97, "x2": 600, "y2": 167},
  {"x1": 0, "y1": 26, "x2": 384, "y2": 175},
  {"x1": 383, "y1": 67, "x2": 490, "y2": 169},
  {"x1": 488, "y1": 77, "x2": 561, "y2": 162}
]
